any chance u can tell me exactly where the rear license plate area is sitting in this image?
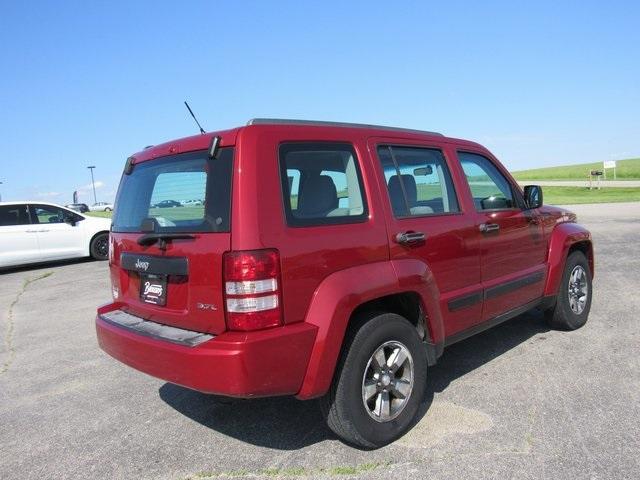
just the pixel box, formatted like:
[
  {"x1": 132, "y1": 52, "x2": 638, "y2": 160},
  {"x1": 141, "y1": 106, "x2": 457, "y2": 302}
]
[{"x1": 139, "y1": 274, "x2": 167, "y2": 306}]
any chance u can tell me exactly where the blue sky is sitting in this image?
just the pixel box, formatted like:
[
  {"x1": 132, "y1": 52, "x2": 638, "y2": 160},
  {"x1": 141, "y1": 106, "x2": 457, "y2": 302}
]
[{"x1": 1, "y1": 0, "x2": 638, "y2": 203}]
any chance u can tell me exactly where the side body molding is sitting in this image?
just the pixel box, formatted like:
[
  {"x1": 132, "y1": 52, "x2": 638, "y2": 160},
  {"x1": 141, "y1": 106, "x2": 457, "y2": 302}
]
[
  {"x1": 296, "y1": 259, "x2": 443, "y2": 400},
  {"x1": 544, "y1": 222, "x2": 593, "y2": 297}
]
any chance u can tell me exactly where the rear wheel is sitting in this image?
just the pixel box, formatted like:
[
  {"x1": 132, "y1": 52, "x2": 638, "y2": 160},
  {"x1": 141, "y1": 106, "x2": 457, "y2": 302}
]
[
  {"x1": 546, "y1": 251, "x2": 592, "y2": 330},
  {"x1": 104, "y1": 207, "x2": 112, "y2": 212},
  {"x1": 320, "y1": 312, "x2": 427, "y2": 448},
  {"x1": 90, "y1": 232, "x2": 109, "y2": 261}
]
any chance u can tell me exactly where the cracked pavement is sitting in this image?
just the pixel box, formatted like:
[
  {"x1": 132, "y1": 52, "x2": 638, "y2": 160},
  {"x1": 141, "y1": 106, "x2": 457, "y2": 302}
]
[{"x1": 1, "y1": 202, "x2": 639, "y2": 479}]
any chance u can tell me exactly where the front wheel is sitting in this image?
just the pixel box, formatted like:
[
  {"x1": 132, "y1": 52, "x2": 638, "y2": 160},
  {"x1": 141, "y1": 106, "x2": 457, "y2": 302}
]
[
  {"x1": 104, "y1": 207, "x2": 112, "y2": 212},
  {"x1": 90, "y1": 232, "x2": 109, "y2": 261},
  {"x1": 320, "y1": 312, "x2": 427, "y2": 449},
  {"x1": 545, "y1": 251, "x2": 592, "y2": 330}
]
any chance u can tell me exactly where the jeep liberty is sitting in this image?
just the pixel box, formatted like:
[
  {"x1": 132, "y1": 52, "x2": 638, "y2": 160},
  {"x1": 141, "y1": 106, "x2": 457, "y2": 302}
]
[{"x1": 96, "y1": 119, "x2": 593, "y2": 448}]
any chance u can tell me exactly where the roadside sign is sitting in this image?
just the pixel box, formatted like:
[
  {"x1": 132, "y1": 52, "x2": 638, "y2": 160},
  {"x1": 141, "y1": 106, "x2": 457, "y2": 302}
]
[{"x1": 603, "y1": 160, "x2": 617, "y2": 180}]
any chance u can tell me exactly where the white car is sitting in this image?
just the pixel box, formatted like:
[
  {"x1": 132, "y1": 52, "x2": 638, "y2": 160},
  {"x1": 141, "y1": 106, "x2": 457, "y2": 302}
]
[
  {"x1": 89, "y1": 202, "x2": 114, "y2": 212},
  {"x1": 180, "y1": 199, "x2": 203, "y2": 206},
  {"x1": 0, "y1": 201, "x2": 112, "y2": 268}
]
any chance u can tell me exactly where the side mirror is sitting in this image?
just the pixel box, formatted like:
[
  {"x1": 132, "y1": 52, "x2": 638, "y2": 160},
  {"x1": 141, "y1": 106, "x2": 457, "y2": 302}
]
[
  {"x1": 63, "y1": 212, "x2": 81, "y2": 226},
  {"x1": 524, "y1": 185, "x2": 543, "y2": 209}
]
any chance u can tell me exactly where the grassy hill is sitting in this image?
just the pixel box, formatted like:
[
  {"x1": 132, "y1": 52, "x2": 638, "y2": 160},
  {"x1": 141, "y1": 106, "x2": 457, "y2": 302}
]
[{"x1": 512, "y1": 158, "x2": 640, "y2": 180}]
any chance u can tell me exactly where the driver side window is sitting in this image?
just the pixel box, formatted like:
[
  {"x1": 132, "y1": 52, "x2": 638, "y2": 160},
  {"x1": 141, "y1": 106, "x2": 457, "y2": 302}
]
[
  {"x1": 459, "y1": 152, "x2": 516, "y2": 211},
  {"x1": 32, "y1": 205, "x2": 68, "y2": 224}
]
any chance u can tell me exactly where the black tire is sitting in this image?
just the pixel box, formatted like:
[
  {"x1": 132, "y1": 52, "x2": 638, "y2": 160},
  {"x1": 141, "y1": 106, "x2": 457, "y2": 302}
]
[
  {"x1": 320, "y1": 312, "x2": 427, "y2": 449},
  {"x1": 545, "y1": 251, "x2": 592, "y2": 330},
  {"x1": 90, "y1": 232, "x2": 109, "y2": 261},
  {"x1": 104, "y1": 207, "x2": 112, "y2": 212}
]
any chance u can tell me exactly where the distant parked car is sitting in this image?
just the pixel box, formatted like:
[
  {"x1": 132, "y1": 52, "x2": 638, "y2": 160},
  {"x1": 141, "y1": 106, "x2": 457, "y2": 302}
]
[
  {"x1": 90, "y1": 202, "x2": 114, "y2": 212},
  {"x1": 180, "y1": 199, "x2": 203, "y2": 206},
  {"x1": 154, "y1": 200, "x2": 182, "y2": 208},
  {"x1": 65, "y1": 203, "x2": 89, "y2": 213},
  {"x1": 0, "y1": 202, "x2": 112, "y2": 268}
]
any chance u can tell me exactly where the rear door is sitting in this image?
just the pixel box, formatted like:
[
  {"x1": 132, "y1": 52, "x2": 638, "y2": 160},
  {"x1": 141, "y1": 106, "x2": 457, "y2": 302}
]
[
  {"x1": 456, "y1": 151, "x2": 546, "y2": 320},
  {"x1": 30, "y1": 204, "x2": 85, "y2": 260},
  {"x1": 0, "y1": 204, "x2": 40, "y2": 267},
  {"x1": 370, "y1": 139, "x2": 483, "y2": 336},
  {"x1": 109, "y1": 148, "x2": 233, "y2": 335}
]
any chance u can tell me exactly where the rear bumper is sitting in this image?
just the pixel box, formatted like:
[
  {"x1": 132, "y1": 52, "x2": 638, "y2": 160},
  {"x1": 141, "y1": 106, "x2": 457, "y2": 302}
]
[{"x1": 96, "y1": 303, "x2": 317, "y2": 397}]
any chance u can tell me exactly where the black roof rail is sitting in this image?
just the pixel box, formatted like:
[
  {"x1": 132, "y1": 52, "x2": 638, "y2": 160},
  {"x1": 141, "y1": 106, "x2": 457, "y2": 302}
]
[{"x1": 246, "y1": 118, "x2": 443, "y2": 137}]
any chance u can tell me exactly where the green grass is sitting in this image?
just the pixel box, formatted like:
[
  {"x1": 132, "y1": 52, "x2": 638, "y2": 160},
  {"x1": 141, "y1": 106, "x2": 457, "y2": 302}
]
[
  {"x1": 85, "y1": 211, "x2": 112, "y2": 218},
  {"x1": 512, "y1": 158, "x2": 640, "y2": 181},
  {"x1": 543, "y1": 186, "x2": 640, "y2": 205},
  {"x1": 86, "y1": 207, "x2": 204, "y2": 221}
]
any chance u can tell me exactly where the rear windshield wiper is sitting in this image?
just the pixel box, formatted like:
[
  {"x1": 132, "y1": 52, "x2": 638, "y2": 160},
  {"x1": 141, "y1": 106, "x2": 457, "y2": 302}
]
[{"x1": 137, "y1": 233, "x2": 196, "y2": 250}]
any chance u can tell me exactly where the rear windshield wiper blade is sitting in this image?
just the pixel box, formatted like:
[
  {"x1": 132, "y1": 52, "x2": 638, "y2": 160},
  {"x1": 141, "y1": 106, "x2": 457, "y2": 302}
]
[{"x1": 137, "y1": 233, "x2": 196, "y2": 248}]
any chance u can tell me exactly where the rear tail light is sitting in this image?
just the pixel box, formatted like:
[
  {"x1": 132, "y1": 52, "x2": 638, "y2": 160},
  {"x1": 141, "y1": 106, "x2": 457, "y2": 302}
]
[{"x1": 223, "y1": 249, "x2": 282, "y2": 331}]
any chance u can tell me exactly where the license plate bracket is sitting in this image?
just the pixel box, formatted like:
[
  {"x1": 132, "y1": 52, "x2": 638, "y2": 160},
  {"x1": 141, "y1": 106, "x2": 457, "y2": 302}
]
[{"x1": 139, "y1": 274, "x2": 167, "y2": 306}]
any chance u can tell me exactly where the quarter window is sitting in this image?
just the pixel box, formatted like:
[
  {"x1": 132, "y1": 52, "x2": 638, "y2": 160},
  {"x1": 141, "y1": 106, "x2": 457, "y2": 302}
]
[
  {"x1": 279, "y1": 143, "x2": 367, "y2": 226},
  {"x1": 459, "y1": 152, "x2": 516, "y2": 210},
  {"x1": 377, "y1": 146, "x2": 459, "y2": 217}
]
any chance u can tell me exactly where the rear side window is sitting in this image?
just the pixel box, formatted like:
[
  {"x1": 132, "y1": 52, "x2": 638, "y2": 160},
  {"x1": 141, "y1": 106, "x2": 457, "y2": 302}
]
[
  {"x1": 458, "y1": 152, "x2": 516, "y2": 210},
  {"x1": 112, "y1": 148, "x2": 233, "y2": 233},
  {"x1": 279, "y1": 143, "x2": 368, "y2": 226},
  {"x1": 0, "y1": 205, "x2": 30, "y2": 226},
  {"x1": 377, "y1": 146, "x2": 459, "y2": 217}
]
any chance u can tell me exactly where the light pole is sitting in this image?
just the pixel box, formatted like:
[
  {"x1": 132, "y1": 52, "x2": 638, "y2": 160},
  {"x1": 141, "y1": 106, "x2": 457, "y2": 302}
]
[
  {"x1": 87, "y1": 166, "x2": 97, "y2": 204},
  {"x1": 0, "y1": 181, "x2": 3, "y2": 202}
]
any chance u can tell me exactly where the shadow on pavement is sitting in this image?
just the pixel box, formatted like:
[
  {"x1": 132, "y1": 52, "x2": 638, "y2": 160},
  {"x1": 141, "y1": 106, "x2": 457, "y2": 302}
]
[{"x1": 159, "y1": 309, "x2": 550, "y2": 450}]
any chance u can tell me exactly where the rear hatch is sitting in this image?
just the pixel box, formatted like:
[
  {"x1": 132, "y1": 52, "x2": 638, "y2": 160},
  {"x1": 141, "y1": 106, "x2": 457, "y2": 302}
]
[{"x1": 109, "y1": 148, "x2": 234, "y2": 335}]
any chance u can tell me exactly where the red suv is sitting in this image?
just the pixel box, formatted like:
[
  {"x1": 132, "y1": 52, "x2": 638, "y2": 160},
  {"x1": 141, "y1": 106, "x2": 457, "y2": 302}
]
[{"x1": 96, "y1": 119, "x2": 593, "y2": 448}]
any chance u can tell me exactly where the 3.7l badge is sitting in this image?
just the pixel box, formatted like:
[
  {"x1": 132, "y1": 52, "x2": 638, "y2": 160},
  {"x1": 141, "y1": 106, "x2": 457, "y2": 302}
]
[{"x1": 196, "y1": 302, "x2": 217, "y2": 311}]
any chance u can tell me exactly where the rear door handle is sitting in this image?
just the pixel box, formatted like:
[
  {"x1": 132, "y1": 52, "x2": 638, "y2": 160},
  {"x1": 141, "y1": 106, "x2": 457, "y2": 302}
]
[
  {"x1": 395, "y1": 231, "x2": 426, "y2": 245},
  {"x1": 479, "y1": 223, "x2": 500, "y2": 234}
]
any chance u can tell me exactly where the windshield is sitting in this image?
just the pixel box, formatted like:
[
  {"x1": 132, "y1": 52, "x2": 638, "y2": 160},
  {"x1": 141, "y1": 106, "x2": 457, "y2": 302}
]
[{"x1": 112, "y1": 148, "x2": 233, "y2": 233}]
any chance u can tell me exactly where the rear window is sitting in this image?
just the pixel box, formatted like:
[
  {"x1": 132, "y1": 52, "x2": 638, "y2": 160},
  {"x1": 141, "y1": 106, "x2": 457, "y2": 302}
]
[{"x1": 112, "y1": 148, "x2": 233, "y2": 233}]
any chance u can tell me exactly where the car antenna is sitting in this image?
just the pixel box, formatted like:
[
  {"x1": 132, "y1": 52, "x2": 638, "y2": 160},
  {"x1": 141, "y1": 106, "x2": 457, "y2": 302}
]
[{"x1": 184, "y1": 101, "x2": 206, "y2": 134}]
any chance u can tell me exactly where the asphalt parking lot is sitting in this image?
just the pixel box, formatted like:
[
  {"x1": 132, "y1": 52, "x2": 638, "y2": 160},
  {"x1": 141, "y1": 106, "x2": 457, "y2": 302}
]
[{"x1": 1, "y1": 202, "x2": 639, "y2": 480}]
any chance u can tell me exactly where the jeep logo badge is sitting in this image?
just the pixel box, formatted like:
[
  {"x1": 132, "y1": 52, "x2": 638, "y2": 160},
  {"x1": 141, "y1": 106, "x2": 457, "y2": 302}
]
[{"x1": 135, "y1": 259, "x2": 150, "y2": 271}]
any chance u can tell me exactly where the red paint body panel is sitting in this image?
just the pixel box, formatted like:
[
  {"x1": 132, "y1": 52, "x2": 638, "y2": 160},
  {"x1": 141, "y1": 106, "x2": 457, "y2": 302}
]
[
  {"x1": 295, "y1": 259, "x2": 446, "y2": 399},
  {"x1": 96, "y1": 303, "x2": 317, "y2": 397},
  {"x1": 544, "y1": 222, "x2": 594, "y2": 296},
  {"x1": 109, "y1": 232, "x2": 230, "y2": 334},
  {"x1": 96, "y1": 121, "x2": 594, "y2": 400},
  {"x1": 366, "y1": 138, "x2": 483, "y2": 337}
]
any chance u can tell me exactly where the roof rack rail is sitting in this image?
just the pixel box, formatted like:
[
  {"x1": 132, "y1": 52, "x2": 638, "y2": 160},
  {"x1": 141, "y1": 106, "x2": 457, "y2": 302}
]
[{"x1": 246, "y1": 118, "x2": 443, "y2": 137}]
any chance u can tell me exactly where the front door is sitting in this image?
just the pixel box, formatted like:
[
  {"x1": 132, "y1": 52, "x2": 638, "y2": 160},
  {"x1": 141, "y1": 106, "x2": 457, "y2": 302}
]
[
  {"x1": 30, "y1": 204, "x2": 85, "y2": 261},
  {"x1": 370, "y1": 139, "x2": 483, "y2": 337},
  {"x1": 457, "y1": 151, "x2": 547, "y2": 320}
]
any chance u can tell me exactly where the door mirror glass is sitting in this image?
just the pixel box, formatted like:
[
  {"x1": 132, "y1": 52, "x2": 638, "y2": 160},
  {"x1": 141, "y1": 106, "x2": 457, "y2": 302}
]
[{"x1": 523, "y1": 185, "x2": 543, "y2": 209}]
